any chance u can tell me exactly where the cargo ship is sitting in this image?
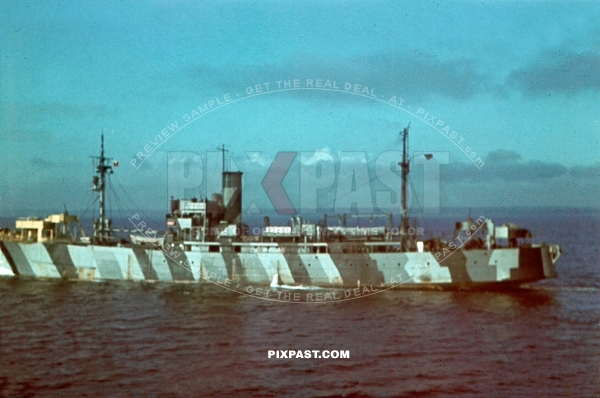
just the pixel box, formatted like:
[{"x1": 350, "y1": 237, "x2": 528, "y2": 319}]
[{"x1": 0, "y1": 127, "x2": 561, "y2": 290}]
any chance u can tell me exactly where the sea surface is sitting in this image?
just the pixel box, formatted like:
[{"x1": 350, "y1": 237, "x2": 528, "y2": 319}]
[{"x1": 1, "y1": 210, "x2": 598, "y2": 397}]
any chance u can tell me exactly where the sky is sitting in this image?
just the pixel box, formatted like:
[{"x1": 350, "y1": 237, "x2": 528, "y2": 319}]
[{"x1": 1, "y1": 0, "x2": 599, "y2": 221}]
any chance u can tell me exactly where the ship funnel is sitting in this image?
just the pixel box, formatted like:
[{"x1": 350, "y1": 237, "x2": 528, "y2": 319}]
[{"x1": 222, "y1": 171, "x2": 243, "y2": 225}]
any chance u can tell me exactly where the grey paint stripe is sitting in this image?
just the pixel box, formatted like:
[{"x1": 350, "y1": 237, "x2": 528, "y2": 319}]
[
  {"x1": 328, "y1": 243, "x2": 385, "y2": 286},
  {"x1": 439, "y1": 251, "x2": 472, "y2": 283},
  {"x1": 164, "y1": 248, "x2": 194, "y2": 281},
  {"x1": 43, "y1": 243, "x2": 78, "y2": 279},
  {"x1": 4, "y1": 242, "x2": 35, "y2": 277},
  {"x1": 132, "y1": 247, "x2": 158, "y2": 280},
  {"x1": 94, "y1": 250, "x2": 123, "y2": 280},
  {"x1": 280, "y1": 245, "x2": 311, "y2": 285}
]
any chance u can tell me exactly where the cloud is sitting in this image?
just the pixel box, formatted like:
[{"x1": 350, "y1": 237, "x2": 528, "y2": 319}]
[
  {"x1": 30, "y1": 157, "x2": 56, "y2": 168},
  {"x1": 186, "y1": 52, "x2": 491, "y2": 101},
  {"x1": 441, "y1": 150, "x2": 568, "y2": 182},
  {"x1": 1, "y1": 129, "x2": 53, "y2": 142},
  {"x1": 300, "y1": 149, "x2": 335, "y2": 166},
  {"x1": 568, "y1": 163, "x2": 600, "y2": 179},
  {"x1": 505, "y1": 51, "x2": 600, "y2": 95},
  {"x1": 3, "y1": 147, "x2": 599, "y2": 216},
  {"x1": 0, "y1": 101, "x2": 119, "y2": 119},
  {"x1": 485, "y1": 149, "x2": 521, "y2": 163},
  {"x1": 187, "y1": 45, "x2": 600, "y2": 101}
]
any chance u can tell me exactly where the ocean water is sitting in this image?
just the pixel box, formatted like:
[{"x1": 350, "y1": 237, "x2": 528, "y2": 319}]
[{"x1": 0, "y1": 211, "x2": 598, "y2": 397}]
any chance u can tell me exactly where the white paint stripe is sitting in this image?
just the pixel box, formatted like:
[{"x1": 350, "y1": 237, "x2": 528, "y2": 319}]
[
  {"x1": 317, "y1": 255, "x2": 343, "y2": 284},
  {"x1": 20, "y1": 244, "x2": 61, "y2": 278},
  {"x1": 149, "y1": 249, "x2": 173, "y2": 281},
  {"x1": 0, "y1": 252, "x2": 14, "y2": 276},
  {"x1": 68, "y1": 245, "x2": 97, "y2": 269},
  {"x1": 0, "y1": 251, "x2": 15, "y2": 276},
  {"x1": 93, "y1": 248, "x2": 124, "y2": 280},
  {"x1": 256, "y1": 252, "x2": 295, "y2": 285},
  {"x1": 490, "y1": 249, "x2": 519, "y2": 281},
  {"x1": 299, "y1": 254, "x2": 330, "y2": 285},
  {"x1": 187, "y1": 252, "x2": 201, "y2": 281}
]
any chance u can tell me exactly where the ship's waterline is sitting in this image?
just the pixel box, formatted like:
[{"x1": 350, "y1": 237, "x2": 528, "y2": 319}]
[{"x1": 0, "y1": 240, "x2": 560, "y2": 289}]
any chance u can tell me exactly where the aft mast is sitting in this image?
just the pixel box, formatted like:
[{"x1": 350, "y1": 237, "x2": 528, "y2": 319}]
[
  {"x1": 91, "y1": 134, "x2": 114, "y2": 244},
  {"x1": 399, "y1": 124, "x2": 410, "y2": 252}
]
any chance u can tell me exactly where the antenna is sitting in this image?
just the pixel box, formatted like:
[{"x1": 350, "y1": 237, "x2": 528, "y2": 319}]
[
  {"x1": 216, "y1": 144, "x2": 229, "y2": 173},
  {"x1": 217, "y1": 144, "x2": 229, "y2": 195}
]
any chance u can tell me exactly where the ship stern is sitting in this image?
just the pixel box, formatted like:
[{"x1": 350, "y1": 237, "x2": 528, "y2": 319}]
[
  {"x1": 517, "y1": 243, "x2": 560, "y2": 282},
  {"x1": 541, "y1": 243, "x2": 561, "y2": 278}
]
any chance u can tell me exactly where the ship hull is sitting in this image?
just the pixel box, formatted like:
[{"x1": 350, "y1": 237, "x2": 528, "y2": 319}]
[{"x1": 0, "y1": 240, "x2": 560, "y2": 289}]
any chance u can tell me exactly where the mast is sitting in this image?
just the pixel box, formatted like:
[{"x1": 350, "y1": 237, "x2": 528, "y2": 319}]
[
  {"x1": 92, "y1": 134, "x2": 114, "y2": 243},
  {"x1": 400, "y1": 124, "x2": 410, "y2": 251}
]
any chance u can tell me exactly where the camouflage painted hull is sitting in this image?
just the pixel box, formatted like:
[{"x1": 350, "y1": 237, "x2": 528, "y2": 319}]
[{"x1": 0, "y1": 240, "x2": 560, "y2": 288}]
